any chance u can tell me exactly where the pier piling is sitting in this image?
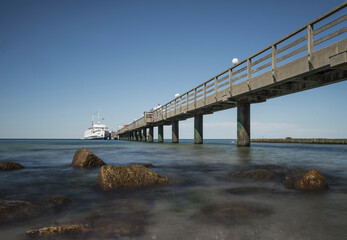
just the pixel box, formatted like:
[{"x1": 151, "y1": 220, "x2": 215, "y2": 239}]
[
  {"x1": 194, "y1": 115, "x2": 203, "y2": 144},
  {"x1": 148, "y1": 127, "x2": 154, "y2": 142},
  {"x1": 237, "y1": 102, "x2": 250, "y2": 147},
  {"x1": 158, "y1": 125, "x2": 164, "y2": 143},
  {"x1": 172, "y1": 121, "x2": 179, "y2": 143}
]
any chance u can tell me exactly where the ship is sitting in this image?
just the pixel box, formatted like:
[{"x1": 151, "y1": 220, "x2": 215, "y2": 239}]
[{"x1": 83, "y1": 111, "x2": 110, "y2": 140}]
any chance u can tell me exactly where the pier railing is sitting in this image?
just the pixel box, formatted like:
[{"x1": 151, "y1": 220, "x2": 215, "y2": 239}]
[{"x1": 118, "y1": 2, "x2": 346, "y2": 135}]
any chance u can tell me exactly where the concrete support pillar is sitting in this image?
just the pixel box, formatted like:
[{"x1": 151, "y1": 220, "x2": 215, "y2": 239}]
[
  {"x1": 237, "y1": 102, "x2": 250, "y2": 147},
  {"x1": 172, "y1": 121, "x2": 179, "y2": 143},
  {"x1": 158, "y1": 125, "x2": 164, "y2": 143},
  {"x1": 142, "y1": 128, "x2": 147, "y2": 142},
  {"x1": 194, "y1": 115, "x2": 203, "y2": 144},
  {"x1": 138, "y1": 130, "x2": 142, "y2": 141},
  {"x1": 148, "y1": 127, "x2": 154, "y2": 142}
]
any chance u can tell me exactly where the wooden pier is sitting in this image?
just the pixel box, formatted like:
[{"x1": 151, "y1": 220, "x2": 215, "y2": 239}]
[{"x1": 117, "y1": 3, "x2": 347, "y2": 146}]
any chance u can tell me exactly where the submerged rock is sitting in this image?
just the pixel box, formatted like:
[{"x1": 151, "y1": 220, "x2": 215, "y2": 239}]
[
  {"x1": 225, "y1": 186, "x2": 286, "y2": 195},
  {"x1": 71, "y1": 147, "x2": 106, "y2": 168},
  {"x1": 142, "y1": 163, "x2": 155, "y2": 168},
  {"x1": 0, "y1": 161, "x2": 24, "y2": 170},
  {"x1": 283, "y1": 169, "x2": 328, "y2": 190},
  {"x1": 26, "y1": 224, "x2": 91, "y2": 238},
  {"x1": 0, "y1": 200, "x2": 44, "y2": 222},
  {"x1": 42, "y1": 195, "x2": 72, "y2": 209},
  {"x1": 82, "y1": 215, "x2": 146, "y2": 238},
  {"x1": 96, "y1": 164, "x2": 170, "y2": 191},
  {"x1": 197, "y1": 202, "x2": 271, "y2": 225},
  {"x1": 230, "y1": 169, "x2": 274, "y2": 180}
]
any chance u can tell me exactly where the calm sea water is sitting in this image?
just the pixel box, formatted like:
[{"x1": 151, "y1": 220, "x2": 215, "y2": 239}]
[{"x1": 0, "y1": 139, "x2": 347, "y2": 239}]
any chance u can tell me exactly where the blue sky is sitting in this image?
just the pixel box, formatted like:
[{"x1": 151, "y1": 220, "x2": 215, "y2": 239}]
[{"x1": 0, "y1": 0, "x2": 346, "y2": 139}]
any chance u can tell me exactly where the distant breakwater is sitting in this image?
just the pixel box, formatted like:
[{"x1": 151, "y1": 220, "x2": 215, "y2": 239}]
[{"x1": 251, "y1": 138, "x2": 347, "y2": 144}]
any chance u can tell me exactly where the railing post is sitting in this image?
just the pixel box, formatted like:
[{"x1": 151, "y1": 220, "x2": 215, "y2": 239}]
[
  {"x1": 203, "y1": 83, "x2": 206, "y2": 105},
  {"x1": 214, "y1": 77, "x2": 218, "y2": 100},
  {"x1": 169, "y1": 102, "x2": 171, "y2": 117},
  {"x1": 247, "y1": 58, "x2": 251, "y2": 89},
  {"x1": 174, "y1": 99, "x2": 177, "y2": 115},
  {"x1": 194, "y1": 88, "x2": 197, "y2": 108},
  {"x1": 228, "y1": 69, "x2": 233, "y2": 95},
  {"x1": 307, "y1": 24, "x2": 314, "y2": 56},
  {"x1": 307, "y1": 24, "x2": 314, "y2": 69},
  {"x1": 272, "y1": 45, "x2": 277, "y2": 82},
  {"x1": 186, "y1": 93, "x2": 189, "y2": 111},
  {"x1": 165, "y1": 105, "x2": 167, "y2": 119},
  {"x1": 180, "y1": 96, "x2": 182, "y2": 113}
]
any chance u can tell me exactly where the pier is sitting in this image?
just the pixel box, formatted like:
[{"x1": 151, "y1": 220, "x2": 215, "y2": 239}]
[{"x1": 117, "y1": 3, "x2": 347, "y2": 146}]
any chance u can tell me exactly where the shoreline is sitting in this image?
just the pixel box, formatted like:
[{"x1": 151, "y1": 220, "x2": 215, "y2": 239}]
[{"x1": 251, "y1": 138, "x2": 347, "y2": 144}]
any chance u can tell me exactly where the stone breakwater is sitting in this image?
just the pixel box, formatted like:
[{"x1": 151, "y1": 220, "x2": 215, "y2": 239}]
[{"x1": 251, "y1": 138, "x2": 347, "y2": 144}]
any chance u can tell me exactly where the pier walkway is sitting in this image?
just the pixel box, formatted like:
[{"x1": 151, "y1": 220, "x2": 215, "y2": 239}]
[{"x1": 117, "y1": 3, "x2": 347, "y2": 146}]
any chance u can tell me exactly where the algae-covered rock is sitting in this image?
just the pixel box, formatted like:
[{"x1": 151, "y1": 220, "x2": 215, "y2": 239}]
[
  {"x1": 230, "y1": 169, "x2": 274, "y2": 180},
  {"x1": 26, "y1": 224, "x2": 91, "y2": 238},
  {"x1": 283, "y1": 169, "x2": 328, "y2": 190},
  {"x1": 71, "y1": 147, "x2": 106, "y2": 168},
  {"x1": 96, "y1": 164, "x2": 169, "y2": 191},
  {"x1": 0, "y1": 161, "x2": 24, "y2": 170}
]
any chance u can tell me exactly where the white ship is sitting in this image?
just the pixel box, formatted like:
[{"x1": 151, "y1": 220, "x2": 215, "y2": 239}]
[{"x1": 83, "y1": 111, "x2": 110, "y2": 140}]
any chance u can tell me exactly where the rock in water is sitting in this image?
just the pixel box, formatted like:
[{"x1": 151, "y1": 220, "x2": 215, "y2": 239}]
[
  {"x1": 71, "y1": 148, "x2": 106, "y2": 168},
  {"x1": 230, "y1": 169, "x2": 273, "y2": 180},
  {"x1": 96, "y1": 164, "x2": 170, "y2": 191},
  {"x1": 283, "y1": 169, "x2": 328, "y2": 190},
  {"x1": 26, "y1": 224, "x2": 91, "y2": 238},
  {"x1": 0, "y1": 161, "x2": 24, "y2": 170},
  {"x1": 42, "y1": 195, "x2": 72, "y2": 209}
]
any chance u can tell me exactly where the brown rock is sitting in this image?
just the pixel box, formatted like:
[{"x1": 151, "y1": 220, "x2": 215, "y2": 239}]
[
  {"x1": 96, "y1": 164, "x2": 170, "y2": 191},
  {"x1": 0, "y1": 161, "x2": 24, "y2": 170},
  {"x1": 26, "y1": 224, "x2": 91, "y2": 238},
  {"x1": 283, "y1": 169, "x2": 328, "y2": 190},
  {"x1": 230, "y1": 169, "x2": 273, "y2": 180},
  {"x1": 71, "y1": 147, "x2": 106, "y2": 168}
]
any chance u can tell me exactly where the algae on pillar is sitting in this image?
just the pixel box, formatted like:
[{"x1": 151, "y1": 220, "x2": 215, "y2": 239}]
[
  {"x1": 194, "y1": 115, "x2": 203, "y2": 144},
  {"x1": 172, "y1": 121, "x2": 179, "y2": 143},
  {"x1": 148, "y1": 127, "x2": 154, "y2": 142},
  {"x1": 237, "y1": 102, "x2": 250, "y2": 147},
  {"x1": 142, "y1": 128, "x2": 147, "y2": 142},
  {"x1": 158, "y1": 125, "x2": 164, "y2": 143}
]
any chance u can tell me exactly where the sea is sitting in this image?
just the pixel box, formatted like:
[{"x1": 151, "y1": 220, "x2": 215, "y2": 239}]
[{"x1": 0, "y1": 139, "x2": 347, "y2": 240}]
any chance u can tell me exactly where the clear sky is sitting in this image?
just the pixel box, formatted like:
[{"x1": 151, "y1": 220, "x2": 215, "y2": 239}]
[{"x1": 0, "y1": 0, "x2": 346, "y2": 139}]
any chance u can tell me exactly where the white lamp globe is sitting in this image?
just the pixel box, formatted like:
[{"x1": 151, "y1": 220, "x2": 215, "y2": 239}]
[
  {"x1": 175, "y1": 93, "x2": 180, "y2": 98},
  {"x1": 232, "y1": 58, "x2": 239, "y2": 65}
]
